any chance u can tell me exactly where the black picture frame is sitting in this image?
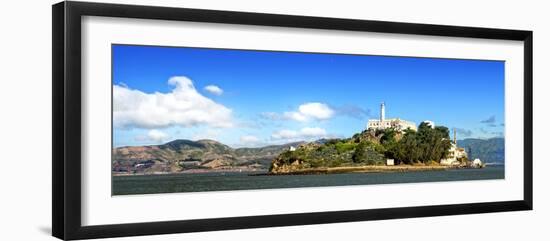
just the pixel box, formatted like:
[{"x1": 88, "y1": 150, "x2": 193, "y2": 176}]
[{"x1": 52, "y1": 1, "x2": 533, "y2": 240}]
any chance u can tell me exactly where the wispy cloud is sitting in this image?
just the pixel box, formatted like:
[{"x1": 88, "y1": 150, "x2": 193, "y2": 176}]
[
  {"x1": 271, "y1": 127, "x2": 328, "y2": 141},
  {"x1": 113, "y1": 76, "x2": 233, "y2": 129},
  {"x1": 478, "y1": 128, "x2": 488, "y2": 134},
  {"x1": 333, "y1": 105, "x2": 371, "y2": 119},
  {"x1": 260, "y1": 112, "x2": 284, "y2": 121},
  {"x1": 491, "y1": 131, "x2": 504, "y2": 137},
  {"x1": 478, "y1": 128, "x2": 503, "y2": 138},
  {"x1": 481, "y1": 115, "x2": 496, "y2": 124},
  {"x1": 204, "y1": 85, "x2": 223, "y2": 95},
  {"x1": 454, "y1": 127, "x2": 473, "y2": 137}
]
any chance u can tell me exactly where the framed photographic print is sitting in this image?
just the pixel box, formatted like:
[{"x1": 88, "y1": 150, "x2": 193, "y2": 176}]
[{"x1": 52, "y1": 1, "x2": 533, "y2": 240}]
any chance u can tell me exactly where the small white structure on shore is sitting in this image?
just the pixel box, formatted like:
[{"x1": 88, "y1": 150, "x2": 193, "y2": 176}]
[
  {"x1": 386, "y1": 159, "x2": 395, "y2": 166},
  {"x1": 289, "y1": 146, "x2": 296, "y2": 151},
  {"x1": 367, "y1": 102, "x2": 417, "y2": 132},
  {"x1": 440, "y1": 128, "x2": 468, "y2": 166},
  {"x1": 472, "y1": 158, "x2": 483, "y2": 167}
]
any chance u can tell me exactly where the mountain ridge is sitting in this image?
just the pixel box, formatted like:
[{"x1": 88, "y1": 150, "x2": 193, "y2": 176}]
[
  {"x1": 112, "y1": 139, "x2": 303, "y2": 174},
  {"x1": 457, "y1": 137, "x2": 504, "y2": 164}
]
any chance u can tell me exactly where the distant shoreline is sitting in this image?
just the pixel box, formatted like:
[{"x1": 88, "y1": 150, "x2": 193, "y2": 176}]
[{"x1": 112, "y1": 168, "x2": 267, "y2": 176}]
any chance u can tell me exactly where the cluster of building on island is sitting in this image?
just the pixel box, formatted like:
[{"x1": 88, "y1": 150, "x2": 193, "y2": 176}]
[{"x1": 366, "y1": 102, "x2": 481, "y2": 167}]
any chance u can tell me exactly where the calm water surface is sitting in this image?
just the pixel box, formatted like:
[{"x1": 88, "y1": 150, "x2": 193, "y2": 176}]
[{"x1": 112, "y1": 165, "x2": 504, "y2": 195}]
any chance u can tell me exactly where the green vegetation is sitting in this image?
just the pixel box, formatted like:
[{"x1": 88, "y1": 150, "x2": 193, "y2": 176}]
[
  {"x1": 269, "y1": 138, "x2": 384, "y2": 172},
  {"x1": 385, "y1": 123, "x2": 452, "y2": 164},
  {"x1": 270, "y1": 123, "x2": 453, "y2": 172},
  {"x1": 352, "y1": 142, "x2": 385, "y2": 165}
]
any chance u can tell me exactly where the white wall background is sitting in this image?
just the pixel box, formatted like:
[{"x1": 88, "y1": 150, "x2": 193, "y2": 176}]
[{"x1": 0, "y1": 0, "x2": 547, "y2": 240}]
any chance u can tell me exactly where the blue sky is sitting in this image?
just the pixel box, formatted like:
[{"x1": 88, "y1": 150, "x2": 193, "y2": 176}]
[{"x1": 112, "y1": 44, "x2": 504, "y2": 147}]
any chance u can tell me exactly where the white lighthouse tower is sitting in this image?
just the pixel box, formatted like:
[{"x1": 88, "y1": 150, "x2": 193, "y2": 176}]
[
  {"x1": 367, "y1": 101, "x2": 417, "y2": 132},
  {"x1": 380, "y1": 102, "x2": 385, "y2": 122}
]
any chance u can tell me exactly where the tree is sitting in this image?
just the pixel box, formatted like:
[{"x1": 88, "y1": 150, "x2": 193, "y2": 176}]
[
  {"x1": 380, "y1": 128, "x2": 397, "y2": 145},
  {"x1": 352, "y1": 142, "x2": 384, "y2": 165},
  {"x1": 352, "y1": 142, "x2": 368, "y2": 163},
  {"x1": 385, "y1": 125, "x2": 451, "y2": 164}
]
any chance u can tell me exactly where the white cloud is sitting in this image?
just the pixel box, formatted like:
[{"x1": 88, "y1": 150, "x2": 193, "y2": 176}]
[
  {"x1": 204, "y1": 85, "x2": 223, "y2": 95},
  {"x1": 113, "y1": 76, "x2": 233, "y2": 129},
  {"x1": 271, "y1": 129, "x2": 299, "y2": 140},
  {"x1": 271, "y1": 127, "x2": 327, "y2": 141},
  {"x1": 240, "y1": 135, "x2": 260, "y2": 144},
  {"x1": 297, "y1": 103, "x2": 334, "y2": 120},
  {"x1": 263, "y1": 102, "x2": 335, "y2": 122},
  {"x1": 283, "y1": 111, "x2": 309, "y2": 122},
  {"x1": 135, "y1": 129, "x2": 170, "y2": 143}
]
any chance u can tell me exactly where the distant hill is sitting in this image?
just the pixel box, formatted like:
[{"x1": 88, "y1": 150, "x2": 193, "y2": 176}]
[
  {"x1": 112, "y1": 139, "x2": 303, "y2": 174},
  {"x1": 457, "y1": 137, "x2": 505, "y2": 164}
]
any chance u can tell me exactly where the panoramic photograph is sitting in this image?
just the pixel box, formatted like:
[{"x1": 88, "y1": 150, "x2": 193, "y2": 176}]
[{"x1": 111, "y1": 44, "x2": 505, "y2": 195}]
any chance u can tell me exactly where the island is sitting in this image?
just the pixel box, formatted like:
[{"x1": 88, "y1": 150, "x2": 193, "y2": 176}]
[
  {"x1": 268, "y1": 124, "x2": 481, "y2": 175},
  {"x1": 269, "y1": 102, "x2": 483, "y2": 175}
]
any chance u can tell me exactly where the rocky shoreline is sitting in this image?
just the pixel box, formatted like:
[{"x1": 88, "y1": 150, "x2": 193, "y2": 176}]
[{"x1": 255, "y1": 164, "x2": 476, "y2": 176}]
